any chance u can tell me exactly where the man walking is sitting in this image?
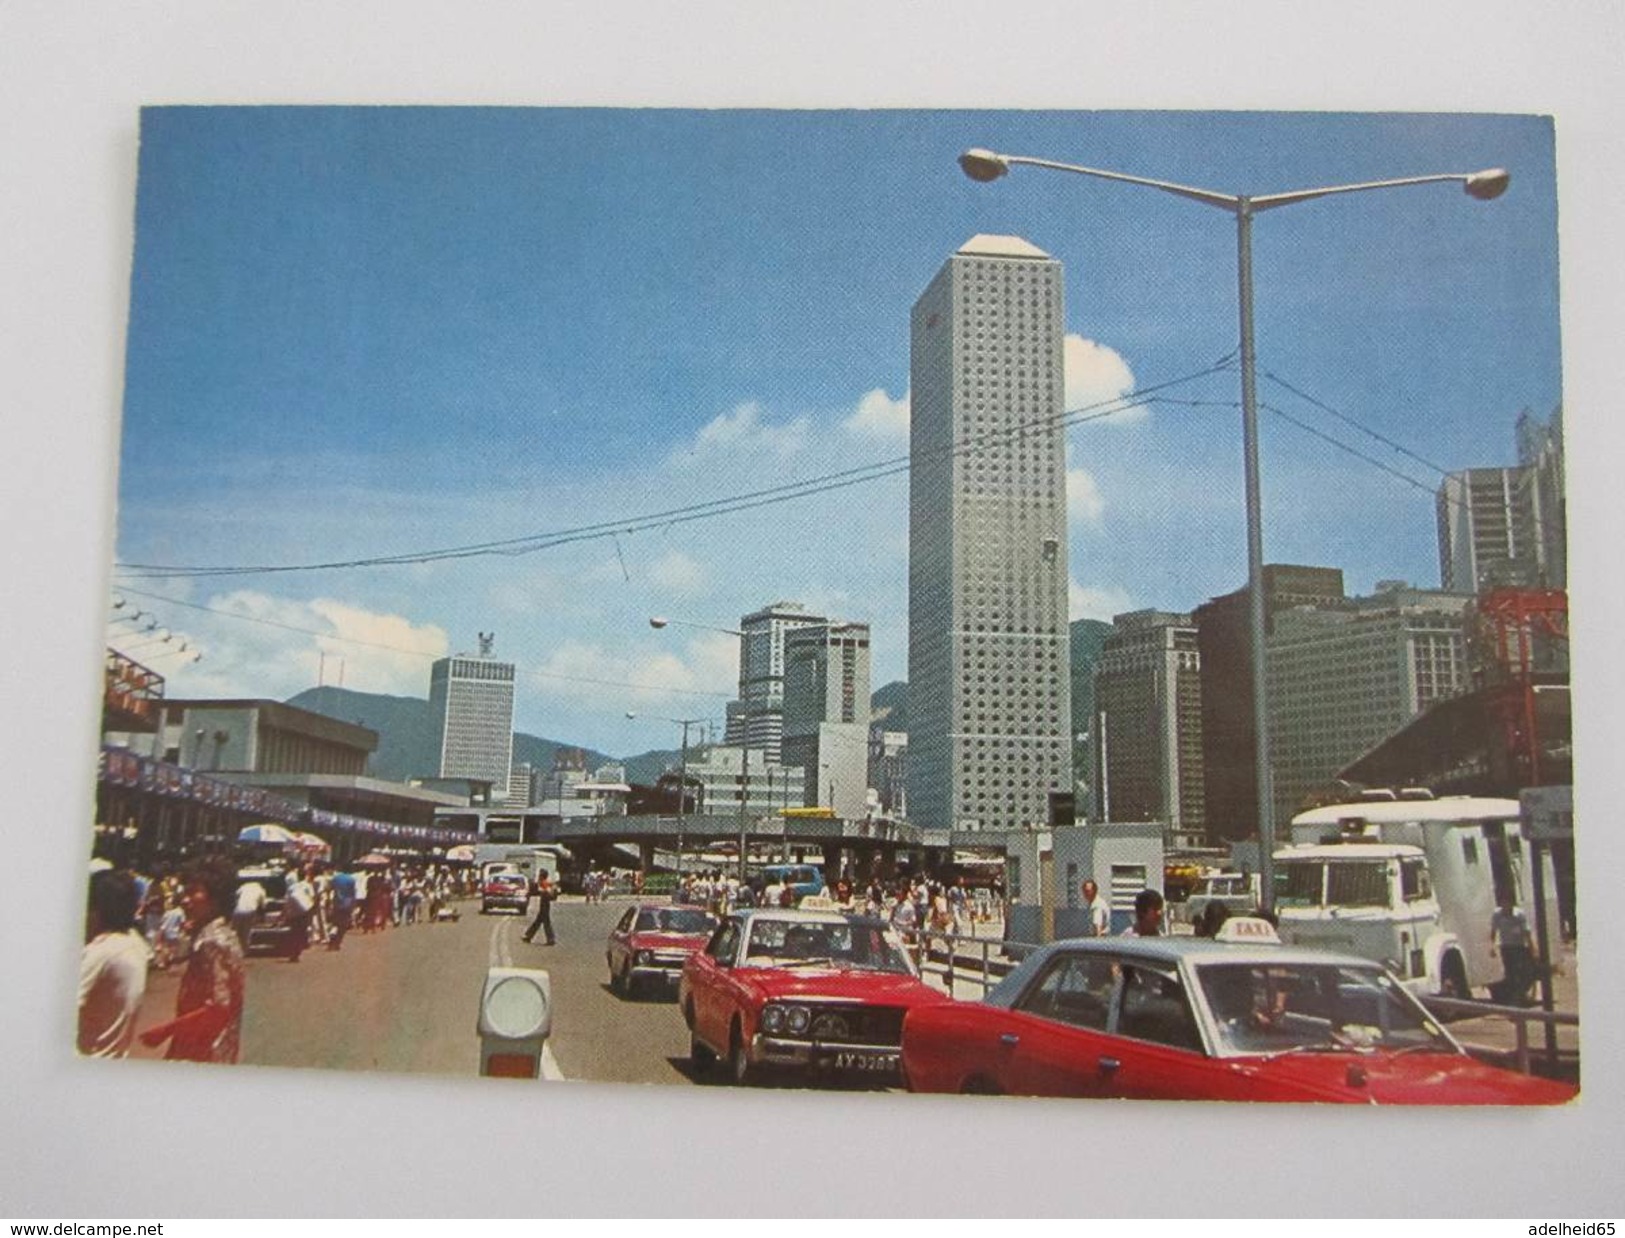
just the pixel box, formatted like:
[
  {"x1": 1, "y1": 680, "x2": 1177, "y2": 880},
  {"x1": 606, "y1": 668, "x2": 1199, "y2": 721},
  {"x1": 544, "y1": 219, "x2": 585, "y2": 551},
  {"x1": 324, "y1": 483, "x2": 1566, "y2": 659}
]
[
  {"x1": 1081, "y1": 878, "x2": 1111, "y2": 937},
  {"x1": 78, "y1": 868, "x2": 150, "y2": 1058},
  {"x1": 328, "y1": 867, "x2": 357, "y2": 950},
  {"x1": 1491, "y1": 896, "x2": 1536, "y2": 1004},
  {"x1": 1120, "y1": 888, "x2": 1164, "y2": 937},
  {"x1": 522, "y1": 868, "x2": 558, "y2": 945}
]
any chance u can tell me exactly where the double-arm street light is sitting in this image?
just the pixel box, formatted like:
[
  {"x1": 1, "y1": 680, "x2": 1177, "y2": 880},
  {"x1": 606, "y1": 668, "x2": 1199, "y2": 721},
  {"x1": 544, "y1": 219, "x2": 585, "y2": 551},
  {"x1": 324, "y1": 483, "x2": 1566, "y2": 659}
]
[
  {"x1": 648, "y1": 614, "x2": 755, "y2": 878},
  {"x1": 959, "y1": 147, "x2": 1509, "y2": 910},
  {"x1": 625, "y1": 709, "x2": 708, "y2": 875}
]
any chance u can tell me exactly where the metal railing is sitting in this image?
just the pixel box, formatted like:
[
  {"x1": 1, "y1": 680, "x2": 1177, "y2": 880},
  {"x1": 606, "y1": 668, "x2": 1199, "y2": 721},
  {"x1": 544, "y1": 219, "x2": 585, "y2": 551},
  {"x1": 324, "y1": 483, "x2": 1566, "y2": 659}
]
[
  {"x1": 912, "y1": 929, "x2": 1038, "y2": 995},
  {"x1": 1420, "y1": 993, "x2": 1578, "y2": 1076}
]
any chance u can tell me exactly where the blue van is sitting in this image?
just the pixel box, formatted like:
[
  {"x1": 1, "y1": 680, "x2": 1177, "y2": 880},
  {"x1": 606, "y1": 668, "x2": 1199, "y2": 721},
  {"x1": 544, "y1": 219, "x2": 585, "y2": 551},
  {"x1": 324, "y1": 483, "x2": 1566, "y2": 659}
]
[{"x1": 757, "y1": 863, "x2": 826, "y2": 903}]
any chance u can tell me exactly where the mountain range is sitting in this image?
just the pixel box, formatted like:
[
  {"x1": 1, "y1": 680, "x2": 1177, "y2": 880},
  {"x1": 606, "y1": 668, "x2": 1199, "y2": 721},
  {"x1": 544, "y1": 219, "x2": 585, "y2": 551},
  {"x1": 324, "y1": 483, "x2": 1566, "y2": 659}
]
[{"x1": 288, "y1": 616, "x2": 1111, "y2": 788}]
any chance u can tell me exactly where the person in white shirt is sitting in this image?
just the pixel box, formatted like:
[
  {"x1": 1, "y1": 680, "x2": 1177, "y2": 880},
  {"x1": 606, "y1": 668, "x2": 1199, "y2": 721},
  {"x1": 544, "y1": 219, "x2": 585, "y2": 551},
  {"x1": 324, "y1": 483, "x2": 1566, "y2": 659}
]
[
  {"x1": 231, "y1": 879, "x2": 267, "y2": 950},
  {"x1": 1081, "y1": 879, "x2": 1111, "y2": 937},
  {"x1": 79, "y1": 869, "x2": 150, "y2": 1058}
]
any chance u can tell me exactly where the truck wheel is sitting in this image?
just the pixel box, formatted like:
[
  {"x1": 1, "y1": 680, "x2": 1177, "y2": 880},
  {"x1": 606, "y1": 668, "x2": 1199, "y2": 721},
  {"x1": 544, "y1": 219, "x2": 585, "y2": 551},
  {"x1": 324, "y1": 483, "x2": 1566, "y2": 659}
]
[{"x1": 1439, "y1": 954, "x2": 1470, "y2": 1000}]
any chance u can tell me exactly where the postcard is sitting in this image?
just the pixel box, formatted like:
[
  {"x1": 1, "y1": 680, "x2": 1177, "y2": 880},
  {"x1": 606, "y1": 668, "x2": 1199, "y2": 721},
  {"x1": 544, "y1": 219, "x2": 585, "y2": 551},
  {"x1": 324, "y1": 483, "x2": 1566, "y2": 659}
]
[{"x1": 83, "y1": 107, "x2": 1575, "y2": 1108}]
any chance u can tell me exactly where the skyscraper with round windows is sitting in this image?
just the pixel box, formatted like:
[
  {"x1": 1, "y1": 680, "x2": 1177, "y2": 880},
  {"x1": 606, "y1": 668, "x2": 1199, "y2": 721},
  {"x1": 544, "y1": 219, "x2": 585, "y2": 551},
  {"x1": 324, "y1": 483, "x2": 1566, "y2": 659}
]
[{"x1": 907, "y1": 235, "x2": 1073, "y2": 832}]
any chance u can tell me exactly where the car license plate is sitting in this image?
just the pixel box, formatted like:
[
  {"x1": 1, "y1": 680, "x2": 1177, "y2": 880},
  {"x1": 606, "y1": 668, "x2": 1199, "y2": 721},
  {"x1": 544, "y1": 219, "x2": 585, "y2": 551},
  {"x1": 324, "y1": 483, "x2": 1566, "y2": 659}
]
[{"x1": 832, "y1": 1050, "x2": 897, "y2": 1072}]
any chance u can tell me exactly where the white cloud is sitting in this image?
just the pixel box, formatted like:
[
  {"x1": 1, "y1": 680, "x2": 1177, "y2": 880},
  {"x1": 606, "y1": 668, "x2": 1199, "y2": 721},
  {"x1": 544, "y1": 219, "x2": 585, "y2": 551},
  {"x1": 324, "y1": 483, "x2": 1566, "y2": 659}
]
[
  {"x1": 673, "y1": 401, "x2": 810, "y2": 463},
  {"x1": 1064, "y1": 335, "x2": 1143, "y2": 426},
  {"x1": 843, "y1": 387, "x2": 910, "y2": 439},
  {"x1": 528, "y1": 632, "x2": 736, "y2": 717},
  {"x1": 155, "y1": 591, "x2": 448, "y2": 702},
  {"x1": 1069, "y1": 578, "x2": 1134, "y2": 623},
  {"x1": 1067, "y1": 466, "x2": 1106, "y2": 526},
  {"x1": 647, "y1": 549, "x2": 707, "y2": 595}
]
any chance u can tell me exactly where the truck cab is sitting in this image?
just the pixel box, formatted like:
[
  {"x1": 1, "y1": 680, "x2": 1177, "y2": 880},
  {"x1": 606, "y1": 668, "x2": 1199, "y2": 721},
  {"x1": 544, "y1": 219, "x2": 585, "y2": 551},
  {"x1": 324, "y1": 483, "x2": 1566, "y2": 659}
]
[{"x1": 1272, "y1": 843, "x2": 1469, "y2": 996}]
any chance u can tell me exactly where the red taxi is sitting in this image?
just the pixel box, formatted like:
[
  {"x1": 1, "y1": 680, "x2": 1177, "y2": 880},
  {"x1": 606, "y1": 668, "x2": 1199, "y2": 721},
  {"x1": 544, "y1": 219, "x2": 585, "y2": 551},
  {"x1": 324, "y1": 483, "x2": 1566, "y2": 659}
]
[
  {"x1": 680, "y1": 909, "x2": 947, "y2": 1086},
  {"x1": 900, "y1": 919, "x2": 1575, "y2": 1105},
  {"x1": 606, "y1": 903, "x2": 719, "y2": 998},
  {"x1": 480, "y1": 872, "x2": 530, "y2": 915}
]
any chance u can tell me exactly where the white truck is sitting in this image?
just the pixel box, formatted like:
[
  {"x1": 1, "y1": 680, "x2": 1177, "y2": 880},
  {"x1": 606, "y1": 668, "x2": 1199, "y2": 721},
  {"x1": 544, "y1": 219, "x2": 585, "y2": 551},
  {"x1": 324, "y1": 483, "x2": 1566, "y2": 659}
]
[
  {"x1": 1274, "y1": 794, "x2": 1555, "y2": 998},
  {"x1": 473, "y1": 843, "x2": 570, "y2": 889}
]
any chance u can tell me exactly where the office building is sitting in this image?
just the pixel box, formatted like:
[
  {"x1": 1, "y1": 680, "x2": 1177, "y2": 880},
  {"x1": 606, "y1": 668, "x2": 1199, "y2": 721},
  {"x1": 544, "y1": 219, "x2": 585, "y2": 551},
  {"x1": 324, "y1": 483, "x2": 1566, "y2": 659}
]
[
  {"x1": 428, "y1": 633, "x2": 516, "y2": 798},
  {"x1": 1437, "y1": 468, "x2": 1531, "y2": 593},
  {"x1": 906, "y1": 235, "x2": 1072, "y2": 832},
  {"x1": 724, "y1": 601, "x2": 828, "y2": 762},
  {"x1": 780, "y1": 620, "x2": 872, "y2": 819},
  {"x1": 1092, "y1": 610, "x2": 1205, "y2": 847},
  {"x1": 1516, "y1": 406, "x2": 1566, "y2": 589},
  {"x1": 1267, "y1": 584, "x2": 1472, "y2": 827},
  {"x1": 1194, "y1": 564, "x2": 1346, "y2": 842}
]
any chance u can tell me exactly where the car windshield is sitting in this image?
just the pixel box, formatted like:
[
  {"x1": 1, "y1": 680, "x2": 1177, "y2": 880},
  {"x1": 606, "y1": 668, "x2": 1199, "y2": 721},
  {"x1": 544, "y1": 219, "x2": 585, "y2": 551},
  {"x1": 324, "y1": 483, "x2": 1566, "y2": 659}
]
[
  {"x1": 1196, "y1": 961, "x2": 1456, "y2": 1057},
  {"x1": 742, "y1": 918, "x2": 913, "y2": 974},
  {"x1": 636, "y1": 908, "x2": 717, "y2": 934},
  {"x1": 1274, "y1": 860, "x2": 1390, "y2": 909}
]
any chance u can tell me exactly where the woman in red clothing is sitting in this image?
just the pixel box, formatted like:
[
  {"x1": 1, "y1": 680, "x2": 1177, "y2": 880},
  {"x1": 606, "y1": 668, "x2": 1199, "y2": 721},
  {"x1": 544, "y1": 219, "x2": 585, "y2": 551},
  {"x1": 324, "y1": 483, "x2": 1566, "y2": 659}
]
[{"x1": 139, "y1": 856, "x2": 245, "y2": 1064}]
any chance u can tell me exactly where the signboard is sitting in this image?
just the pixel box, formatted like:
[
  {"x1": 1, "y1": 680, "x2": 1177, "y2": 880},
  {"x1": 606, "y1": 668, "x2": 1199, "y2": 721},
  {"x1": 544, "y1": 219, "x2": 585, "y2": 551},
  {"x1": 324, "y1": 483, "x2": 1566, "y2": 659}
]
[{"x1": 1520, "y1": 785, "x2": 1573, "y2": 842}]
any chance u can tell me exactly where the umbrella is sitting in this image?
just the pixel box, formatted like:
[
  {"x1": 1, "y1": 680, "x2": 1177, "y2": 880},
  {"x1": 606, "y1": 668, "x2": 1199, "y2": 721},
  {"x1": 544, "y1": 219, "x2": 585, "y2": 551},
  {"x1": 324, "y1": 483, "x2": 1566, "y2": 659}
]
[
  {"x1": 238, "y1": 823, "x2": 299, "y2": 847},
  {"x1": 444, "y1": 844, "x2": 477, "y2": 864},
  {"x1": 293, "y1": 831, "x2": 332, "y2": 856},
  {"x1": 354, "y1": 852, "x2": 392, "y2": 868}
]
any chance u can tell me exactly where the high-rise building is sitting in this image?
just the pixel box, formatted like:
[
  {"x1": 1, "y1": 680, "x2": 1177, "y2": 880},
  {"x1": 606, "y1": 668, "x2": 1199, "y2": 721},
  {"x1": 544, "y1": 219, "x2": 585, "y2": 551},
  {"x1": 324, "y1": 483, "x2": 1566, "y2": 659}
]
[
  {"x1": 1194, "y1": 565, "x2": 1346, "y2": 842},
  {"x1": 724, "y1": 601, "x2": 828, "y2": 762},
  {"x1": 906, "y1": 235, "x2": 1072, "y2": 832},
  {"x1": 1437, "y1": 467, "x2": 1530, "y2": 593},
  {"x1": 782, "y1": 621, "x2": 872, "y2": 819},
  {"x1": 1267, "y1": 584, "x2": 1471, "y2": 826},
  {"x1": 1092, "y1": 610, "x2": 1204, "y2": 847},
  {"x1": 1516, "y1": 406, "x2": 1566, "y2": 589},
  {"x1": 1437, "y1": 407, "x2": 1568, "y2": 594},
  {"x1": 428, "y1": 633, "x2": 515, "y2": 797}
]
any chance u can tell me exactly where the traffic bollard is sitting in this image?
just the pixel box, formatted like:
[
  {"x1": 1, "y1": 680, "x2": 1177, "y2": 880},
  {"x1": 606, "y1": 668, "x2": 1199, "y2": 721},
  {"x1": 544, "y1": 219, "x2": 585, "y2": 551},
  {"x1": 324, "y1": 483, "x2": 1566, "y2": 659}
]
[{"x1": 477, "y1": 966, "x2": 552, "y2": 1079}]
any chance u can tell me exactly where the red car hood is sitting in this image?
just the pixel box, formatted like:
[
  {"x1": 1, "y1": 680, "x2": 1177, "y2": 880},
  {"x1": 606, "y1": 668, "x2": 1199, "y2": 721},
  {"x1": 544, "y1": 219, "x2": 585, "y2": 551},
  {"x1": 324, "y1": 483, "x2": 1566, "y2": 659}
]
[
  {"x1": 628, "y1": 931, "x2": 710, "y2": 951},
  {"x1": 1231, "y1": 1051, "x2": 1576, "y2": 1106},
  {"x1": 741, "y1": 967, "x2": 945, "y2": 1006}
]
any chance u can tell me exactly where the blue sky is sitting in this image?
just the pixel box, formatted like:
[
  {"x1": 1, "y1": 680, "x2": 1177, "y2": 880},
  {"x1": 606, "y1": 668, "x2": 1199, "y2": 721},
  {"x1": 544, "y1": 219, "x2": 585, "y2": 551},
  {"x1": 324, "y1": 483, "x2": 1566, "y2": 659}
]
[{"x1": 110, "y1": 108, "x2": 1561, "y2": 756}]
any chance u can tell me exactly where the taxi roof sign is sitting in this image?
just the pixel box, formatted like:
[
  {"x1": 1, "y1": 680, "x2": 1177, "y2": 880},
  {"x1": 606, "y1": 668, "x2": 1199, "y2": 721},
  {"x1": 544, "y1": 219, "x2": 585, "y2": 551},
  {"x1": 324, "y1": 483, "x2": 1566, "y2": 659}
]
[{"x1": 1213, "y1": 916, "x2": 1281, "y2": 945}]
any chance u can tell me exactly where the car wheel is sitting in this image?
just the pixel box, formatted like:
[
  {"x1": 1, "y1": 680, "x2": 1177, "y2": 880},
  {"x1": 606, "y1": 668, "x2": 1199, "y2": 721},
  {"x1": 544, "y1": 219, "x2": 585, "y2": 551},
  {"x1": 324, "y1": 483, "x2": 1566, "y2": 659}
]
[
  {"x1": 609, "y1": 960, "x2": 624, "y2": 994},
  {"x1": 960, "y1": 1075, "x2": 1002, "y2": 1096},
  {"x1": 620, "y1": 962, "x2": 636, "y2": 999},
  {"x1": 690, "y1": 1032, "x2": 715, "y2": 1074},
  {"x1": 728, "y1": 1030, "x2": 757, "y2": 1087},
  {"x1": 1439, "y1": 953, "x2": 1470, "y2": 1000}
]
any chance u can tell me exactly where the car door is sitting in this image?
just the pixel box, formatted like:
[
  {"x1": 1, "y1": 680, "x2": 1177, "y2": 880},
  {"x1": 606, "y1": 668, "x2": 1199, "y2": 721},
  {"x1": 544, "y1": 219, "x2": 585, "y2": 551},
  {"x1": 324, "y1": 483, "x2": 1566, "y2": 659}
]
[
  {"x1": 690, "y1": 919, "x2": 741, "y2": 1050},
  {"x1": 996, "y1": 951, "x2": 1123, "y2": 1098},
  {"x1": 609, "y1": 907, "x2": 635, "y2": 972},
  {"x1": 1101, "y1": 960, "x2": 1229, "y2": 1101}
]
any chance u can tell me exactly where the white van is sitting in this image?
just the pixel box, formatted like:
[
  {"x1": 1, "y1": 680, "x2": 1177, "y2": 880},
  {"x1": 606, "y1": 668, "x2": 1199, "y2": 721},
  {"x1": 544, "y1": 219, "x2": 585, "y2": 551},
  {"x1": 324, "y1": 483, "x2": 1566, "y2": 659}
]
[{"x1": 1284, "y1": 795, "x2": 1557, "y2": 997}]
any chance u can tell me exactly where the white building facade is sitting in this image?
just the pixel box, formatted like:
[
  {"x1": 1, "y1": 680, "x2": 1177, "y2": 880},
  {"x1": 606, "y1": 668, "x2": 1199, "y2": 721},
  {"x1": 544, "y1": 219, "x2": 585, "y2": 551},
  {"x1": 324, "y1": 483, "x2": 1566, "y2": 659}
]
[
  {"x1": 428, "y1": 638, "x2": 516, "y2": 796},
  {"x1": 907, "y1": 235, "x2": 1073, "y2": 832}
]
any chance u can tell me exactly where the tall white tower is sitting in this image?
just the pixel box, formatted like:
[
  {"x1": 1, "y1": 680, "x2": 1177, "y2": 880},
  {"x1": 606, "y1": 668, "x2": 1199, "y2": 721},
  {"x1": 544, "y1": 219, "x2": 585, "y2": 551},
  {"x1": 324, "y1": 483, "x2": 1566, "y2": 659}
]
[
  {"x1": 429, "y1": 634, "x2": 516, "y2": 797},
  {"x1": 907, "y1": 235, "x2": 1073, "y2": 832}
]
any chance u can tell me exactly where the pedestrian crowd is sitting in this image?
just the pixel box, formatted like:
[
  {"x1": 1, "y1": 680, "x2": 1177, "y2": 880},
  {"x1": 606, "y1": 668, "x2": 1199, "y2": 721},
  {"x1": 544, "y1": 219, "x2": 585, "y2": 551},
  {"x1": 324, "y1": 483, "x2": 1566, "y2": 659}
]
[{"x1": 76, "y1": 850, "x2": 479, "y2": 1064}]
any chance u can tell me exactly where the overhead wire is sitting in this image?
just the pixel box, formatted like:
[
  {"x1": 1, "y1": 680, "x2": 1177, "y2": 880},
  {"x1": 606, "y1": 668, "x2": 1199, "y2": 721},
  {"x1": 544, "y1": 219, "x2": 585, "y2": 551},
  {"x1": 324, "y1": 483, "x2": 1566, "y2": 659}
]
[{"x1": 113, "y1": 359, "x2": 1235, "y2": 581}]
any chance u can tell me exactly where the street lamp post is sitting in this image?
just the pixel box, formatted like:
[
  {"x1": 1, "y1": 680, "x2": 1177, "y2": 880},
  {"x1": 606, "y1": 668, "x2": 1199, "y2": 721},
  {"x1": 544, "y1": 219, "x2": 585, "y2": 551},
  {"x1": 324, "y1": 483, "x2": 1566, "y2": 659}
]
[
  {"x1": 626, "y1": 710, "x2": 706, "y2": 876},
  {"x1": 959, "y1": 148, "x2": 1507, "y2": 910},
  {"x1": 649, "y1": 614, "x2": 754, "y2": 879}
]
